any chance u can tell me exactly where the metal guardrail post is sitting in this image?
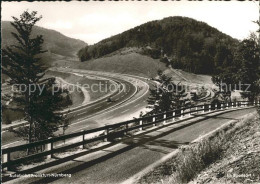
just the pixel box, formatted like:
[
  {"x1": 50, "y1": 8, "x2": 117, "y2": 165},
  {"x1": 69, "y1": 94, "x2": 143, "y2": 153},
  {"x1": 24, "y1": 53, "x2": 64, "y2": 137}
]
[
  {"x1": 104, "y1": 125, "x2": 109, "y2": 142},
  {"x1": 203, "y1": 105, "x2": 206, "y2": 113},
  {"x1": 196, "y1": 107, "x2": 198, "y2": 113},
  {"x1": 209, "y1": 105, "x2": 211, "y2": 112},
  {"x1": 163, "y1": 113, "x2": 166, "y2": 124},
  {"x1": 181, "y1": 110, "x2": 184, "y2": 118},
  {"x1": 5, "y1": 100, "x2": 256, "y2": 168},
  {"x1": 221, "y1": 104, "x2": 223, "y2": 109},
  {"x1": 226, "y1": 103, "x2": 229, "y2": 109},
  {"x1": 172, "y1": 111, "x2": 175, "y2": 121},
  {"x1": 215, "y1": 104, "x2": 217, "y2": 110},
  {"x1": 125, "y1": 123, "x2": 129, "y2": 135},
  {"x1": 47, "y1": 137, "x2": 53, "y2": 159},
  {"x1": 80, "y1": 130, "x2": 85, "y2": 149},
  {"x1": 139, "y1": 120, "x2": 143, "y2": 131},
  {"x1": 2, "y1": 152, "x2": 10, "y2": 171}
]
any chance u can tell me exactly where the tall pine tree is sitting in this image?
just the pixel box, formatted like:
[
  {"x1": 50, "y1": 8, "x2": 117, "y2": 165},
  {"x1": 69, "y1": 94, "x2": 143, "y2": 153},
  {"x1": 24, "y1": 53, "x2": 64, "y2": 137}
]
[
  {"x1": 2, "y1": 11, "x2": 71, "y2": 148},
  {"x1": 147, "y1": 70, "x2": 188, "y2": 115}
]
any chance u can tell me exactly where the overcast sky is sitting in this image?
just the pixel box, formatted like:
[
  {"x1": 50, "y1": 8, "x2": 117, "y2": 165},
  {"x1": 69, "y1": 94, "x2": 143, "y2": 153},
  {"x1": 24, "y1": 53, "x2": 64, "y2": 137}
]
[{"x1": 2, "y1": 1, "x2": 259, "y2": 44}]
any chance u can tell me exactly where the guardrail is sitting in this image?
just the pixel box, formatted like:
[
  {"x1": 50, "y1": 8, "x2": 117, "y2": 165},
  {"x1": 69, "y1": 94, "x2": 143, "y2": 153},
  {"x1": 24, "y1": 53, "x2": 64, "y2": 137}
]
[{"x1": 2, "y1": 100, "x2": 259, "y2": 170}]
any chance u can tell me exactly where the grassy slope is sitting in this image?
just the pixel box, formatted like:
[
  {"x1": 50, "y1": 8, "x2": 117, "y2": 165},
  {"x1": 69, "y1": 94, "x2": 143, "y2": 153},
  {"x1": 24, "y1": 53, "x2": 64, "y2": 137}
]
[
  {"x1": 2, "y1": 21, "x2": 86, "y2": 58},
  {"x1": 191, "y1": 112, "x2": 260, "y2": 184},
  {"x1": 46, "y1": 70, "x2": 112, "y2": 101},
  {"x1": 164, "y1": 68, "x2": 213, "y2": 85},
  {"x1": 45, "y1": 71, "x2": 85, "y2": 108},
  {"x1": 2, "y1": 21, "x2": 86, "y2": 82},
  {"x1": 137, "y1": 111, "x2": 259, "y2": 184},
  {"x1": 52, "y1": 47, "x2": 214, "y2": 86},
  {"x1": 82, "y1": 52, "x2": 167, "y2": 78},
  {"x1": 52, "y1": 50, "x2": 168, "y2": 78}
]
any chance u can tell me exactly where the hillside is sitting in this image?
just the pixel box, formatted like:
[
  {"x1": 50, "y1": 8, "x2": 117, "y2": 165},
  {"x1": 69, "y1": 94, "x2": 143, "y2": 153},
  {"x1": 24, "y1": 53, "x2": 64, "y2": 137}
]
[
  {"x1": 137, "y1": 111, "x2": 259, "y2": 184},
  {"x1": 52, "y1": 47, "x2": 214, "y2": 89},
  {"x1": 52, "y1": 47, "x2": 167, "y2": 78},
  {"x1": 2, "y1": 21, "x2": 87, "y2": 82},
  {"x1": 78, "y1": 16, "x2": 238, "y2": 75},
  {"x1": 2, "y1": 21, "x2": 87, "y2": 59}
]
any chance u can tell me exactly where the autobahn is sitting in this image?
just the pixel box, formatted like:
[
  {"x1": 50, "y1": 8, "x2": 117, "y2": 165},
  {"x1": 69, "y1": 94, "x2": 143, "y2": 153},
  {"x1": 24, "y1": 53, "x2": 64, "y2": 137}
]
[
  {"x1": 2, "y1": 69, "x2": 152, "y2": 148},
  {"x1": 3, "y1": 107, "x2": 256, "y2": 184}
]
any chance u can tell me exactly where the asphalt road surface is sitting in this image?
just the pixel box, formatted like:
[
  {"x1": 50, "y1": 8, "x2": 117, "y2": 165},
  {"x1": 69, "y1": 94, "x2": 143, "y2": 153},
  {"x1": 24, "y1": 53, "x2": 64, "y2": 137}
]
[
  {"x1": 2, "y1": 69, "x2": 151, "y2": 147},
  {"x1": 3, "y1": 107, "x2": 256, "y2": 184}
]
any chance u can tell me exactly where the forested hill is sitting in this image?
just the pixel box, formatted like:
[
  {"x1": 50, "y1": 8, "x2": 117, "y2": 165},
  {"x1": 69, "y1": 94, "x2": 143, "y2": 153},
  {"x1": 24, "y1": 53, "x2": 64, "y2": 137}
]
[
  {"x1": 78, "y1": 16, "x2": 238, "y2": 75},
  {"x1": 2, "y1": 21, "x2": 87, "y2": 58}
]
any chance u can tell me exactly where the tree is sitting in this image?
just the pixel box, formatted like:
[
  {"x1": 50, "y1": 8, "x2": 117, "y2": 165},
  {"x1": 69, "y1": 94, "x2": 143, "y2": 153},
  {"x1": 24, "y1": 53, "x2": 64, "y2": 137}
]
[
  {"x1": 147, "y1": 70, "x2": 189, "y2": 114},
  {"x1": 212, "y1": 27, "x2": 260, "y2": 101},
  {"x1": 2, "y1": 10, "x2": 72, "y2": 149}
]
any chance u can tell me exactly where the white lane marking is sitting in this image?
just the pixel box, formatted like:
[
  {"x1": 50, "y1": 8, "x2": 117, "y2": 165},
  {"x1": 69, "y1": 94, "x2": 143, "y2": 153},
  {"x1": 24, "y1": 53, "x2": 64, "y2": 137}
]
[
  {"x1": 134, "y1": 104, "x2": 140, "y2": 107},
  {"x1": 94, "y1": 106, "x2": 102, "y2": 110},
  {"x1": 70, "y1": 126, "x2": 89, "y2": 133},
  {"x1": 69, "y1": 71, "x2": 149, "y2": 125},
  {"x1": 70, "y1": 118, "x2": 89, "y2": 125},
  {"x1": 57, "y1": 72, "x2": 123, "y2": 114},
  {"x1": 77, "y1": 112, "x2": 86, "y2": 116},
  {"x1": 121, "y1": 109, "x2": 130, "y2": 114},
  {"x1": 3, "y1": 140, "x2": 21, "y2": 148},
  {"x1": 106, "y1": 115, "x2": 114, "y2": 120}
]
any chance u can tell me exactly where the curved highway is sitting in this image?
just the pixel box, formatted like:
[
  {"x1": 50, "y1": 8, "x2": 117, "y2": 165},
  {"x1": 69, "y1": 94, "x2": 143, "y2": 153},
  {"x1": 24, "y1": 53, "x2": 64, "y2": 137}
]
[
  {"x1": 3, "y1": 107, "x2": 256, "y2": 184},
  {"x1": 2, "y1": 68, "x2": 151, "y2": 147}
]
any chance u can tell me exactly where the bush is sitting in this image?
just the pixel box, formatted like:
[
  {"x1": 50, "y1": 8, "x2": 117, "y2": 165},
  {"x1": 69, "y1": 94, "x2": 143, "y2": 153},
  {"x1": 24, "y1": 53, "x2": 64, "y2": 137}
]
[{"x1": 175, "y1": 138, "x2": 222, "y2": 183}]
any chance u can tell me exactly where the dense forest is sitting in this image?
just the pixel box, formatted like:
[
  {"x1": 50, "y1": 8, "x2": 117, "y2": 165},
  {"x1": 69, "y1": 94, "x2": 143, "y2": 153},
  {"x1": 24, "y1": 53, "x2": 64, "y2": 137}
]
[{"x1": 78, "y1": 16, "x2": 238, "y2": 75}]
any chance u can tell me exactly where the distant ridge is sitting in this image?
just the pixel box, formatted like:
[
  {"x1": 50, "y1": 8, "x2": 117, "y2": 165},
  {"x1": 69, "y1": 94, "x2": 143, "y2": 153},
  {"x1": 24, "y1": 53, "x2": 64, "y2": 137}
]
[{"x1": 2, "y1": 21, "x2": 87, "y2": 58}]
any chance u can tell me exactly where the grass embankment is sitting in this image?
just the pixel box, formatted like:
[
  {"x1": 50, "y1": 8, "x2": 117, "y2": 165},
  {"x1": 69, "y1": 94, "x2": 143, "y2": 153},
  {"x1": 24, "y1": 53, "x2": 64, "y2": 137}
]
[
  {"x1": 52, "y1": 48, "x2": 167, "y2": 78},
  {"x1": 163, "y1": 68, "x2": 214, "y2": 86},
  {"x1": 2, "y1": 70, "x2": 113, "y2": 123},
  {"x1": 138, "y1": 109, "x2": 260, "y2": 184},
  {"x1": 46, "y1": 70, "x2": 112, "y2": 103},
  {"x1": 45, "y1": 71, "x2": 84, "y2": 108},
  {"x1": 51, "y1": 47, "x2": 214, "y2": 85}
]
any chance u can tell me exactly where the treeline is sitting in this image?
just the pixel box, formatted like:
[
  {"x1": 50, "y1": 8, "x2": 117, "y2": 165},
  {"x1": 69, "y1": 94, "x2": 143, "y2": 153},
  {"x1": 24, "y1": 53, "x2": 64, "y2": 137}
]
[{"x1": 78, "y1": 16, "x2": 238, "y2": 75}]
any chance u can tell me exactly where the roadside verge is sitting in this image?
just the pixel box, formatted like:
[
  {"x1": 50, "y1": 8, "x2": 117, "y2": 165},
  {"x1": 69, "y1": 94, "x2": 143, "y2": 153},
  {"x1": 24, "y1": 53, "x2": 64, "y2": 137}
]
[{"x1": 125, "y1": 110, "x2": 258, "y2": 184}]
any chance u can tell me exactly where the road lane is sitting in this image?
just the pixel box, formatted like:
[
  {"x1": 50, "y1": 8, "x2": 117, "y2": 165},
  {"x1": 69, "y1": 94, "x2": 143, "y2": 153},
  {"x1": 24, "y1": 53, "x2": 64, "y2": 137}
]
[
  {"x1": 5, "y1": 108, "x2": 255, "y2": 184},
  {"x1": 2, "y1": 70, "x2": 150, "y2": 146}
]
